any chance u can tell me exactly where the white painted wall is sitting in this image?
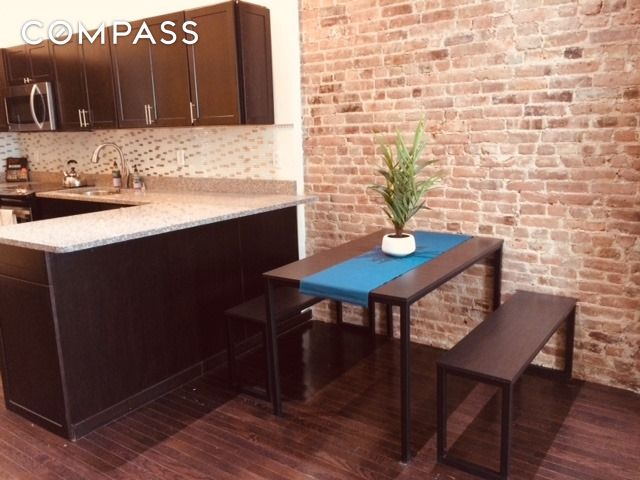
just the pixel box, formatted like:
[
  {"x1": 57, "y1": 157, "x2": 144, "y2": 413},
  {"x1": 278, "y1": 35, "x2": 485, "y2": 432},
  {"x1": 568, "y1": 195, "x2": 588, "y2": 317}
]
[{"x1": 0, "y1": 0, "x2": 307, "y2": 253}]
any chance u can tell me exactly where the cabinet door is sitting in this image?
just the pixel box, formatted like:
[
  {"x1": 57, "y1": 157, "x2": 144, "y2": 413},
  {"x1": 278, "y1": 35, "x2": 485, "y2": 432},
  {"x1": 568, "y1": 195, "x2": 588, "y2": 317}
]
[
  {"x1": 0, "y1": 275, "x2": 67, "y2": 435},
  {"x1": 111, "y1": 22, "x2": 155, "y2": 128},
  {"x1": 0, "y1": 50, "x2": 8, "y2": 131},
  {"x1": 237, "y1": 2, "x2": 274, "y2": 124},
  {"x1": 50, "y1": 37, "x2": 89, "y2": 130},
  {"x1": 27, "y1": 42, "x2": 53, "y2": 83},
  {"x1": 147, "y1": 12, "x2": 192, "y2": 127},
  {"x1": 186, "y1": 3, "x2": 241, "y2": 125},
  {"x1": 4, "y1": 45, "x2": 29, "y2": 85},
  {"x1": 5, "y1": 43, "x2": 53, "y2": 86},
  {"x1": 82, "y1": 37, "x2": 118, "y2": 129}
]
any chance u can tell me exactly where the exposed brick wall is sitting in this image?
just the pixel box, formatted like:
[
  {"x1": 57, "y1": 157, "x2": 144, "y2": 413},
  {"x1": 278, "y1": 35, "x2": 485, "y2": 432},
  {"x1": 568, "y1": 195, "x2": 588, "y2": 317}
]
[{"x1": 300, "y1": 0, "x2": 640, "y2": 392}]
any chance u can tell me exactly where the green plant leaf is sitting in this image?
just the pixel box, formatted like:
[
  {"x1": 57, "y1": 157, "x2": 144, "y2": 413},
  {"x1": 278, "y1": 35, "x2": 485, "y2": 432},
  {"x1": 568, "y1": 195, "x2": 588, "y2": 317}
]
[{"x1": 368, "y1": 120, "x2": 443, "y2": 232}]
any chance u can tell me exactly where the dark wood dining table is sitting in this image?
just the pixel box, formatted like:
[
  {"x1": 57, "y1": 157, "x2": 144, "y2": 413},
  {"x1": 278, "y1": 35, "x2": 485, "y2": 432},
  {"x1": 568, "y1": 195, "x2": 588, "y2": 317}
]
[{"x1": 263, "y1": 229, "x2": 504, "y2": 462}]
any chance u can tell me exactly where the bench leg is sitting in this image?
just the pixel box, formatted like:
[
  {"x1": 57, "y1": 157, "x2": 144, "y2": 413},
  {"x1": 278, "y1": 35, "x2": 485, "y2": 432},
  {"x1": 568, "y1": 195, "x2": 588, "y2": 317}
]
[
  {"x1": 225, "y1": 317, "x2": 237, "y2": 388},
  {"x1": 564, "y1": 307, "x2": 576, "y2": 380},
  {"x1": 499, "y1": 383, "x2": 513, "y2": 479},
  {"x1": 261, "y1": 329, "x2": 272, "y2": 401},
  {"x1": 437, "y1": 370, "x2": 514, "y2": 480}
]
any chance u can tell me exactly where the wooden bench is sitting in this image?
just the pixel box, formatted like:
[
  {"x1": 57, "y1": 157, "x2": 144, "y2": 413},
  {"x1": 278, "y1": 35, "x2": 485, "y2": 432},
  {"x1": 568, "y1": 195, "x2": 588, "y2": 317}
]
[
  {"x1": 225, "y1": 287, "x2": 320, "y2": 399},
  {"x1": 225, "y1": 288, "x2": 390, "y2": 402},
  {"x1": 436, "y1": 290, "x2": 577, "y2": 480}
]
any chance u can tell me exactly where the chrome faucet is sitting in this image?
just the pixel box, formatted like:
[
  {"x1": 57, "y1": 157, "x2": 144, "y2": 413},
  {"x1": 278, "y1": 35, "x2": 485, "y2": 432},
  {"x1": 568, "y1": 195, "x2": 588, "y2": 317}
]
[{"x1": 90, "y1": 143, "x2": 128, "y2": 189}]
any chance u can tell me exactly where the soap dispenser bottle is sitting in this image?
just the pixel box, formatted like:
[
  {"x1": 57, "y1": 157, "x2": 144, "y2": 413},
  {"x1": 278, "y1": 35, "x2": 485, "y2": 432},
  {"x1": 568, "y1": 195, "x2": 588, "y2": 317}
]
[
  {"x1": 112, "y1": 161, "x2": 122, "y2": 189},
  {"x1": 132, "y1": 165, "x2": 143, "y2": 191}
]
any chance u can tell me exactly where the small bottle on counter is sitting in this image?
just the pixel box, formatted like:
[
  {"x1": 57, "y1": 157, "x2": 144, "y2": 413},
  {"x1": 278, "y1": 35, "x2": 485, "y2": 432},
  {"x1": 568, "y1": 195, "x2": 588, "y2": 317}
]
[
  {"x1": 112, "y1": 161, "x2": 122, "y2": 189},
  {"x1": 132, "y1": 165, "x2": 143, "y2": 191}
]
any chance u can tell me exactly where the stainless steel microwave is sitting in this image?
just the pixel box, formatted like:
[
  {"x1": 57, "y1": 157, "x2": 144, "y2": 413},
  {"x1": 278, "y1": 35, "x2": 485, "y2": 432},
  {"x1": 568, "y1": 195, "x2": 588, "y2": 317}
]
[{"x1": 4, "y1": 81, "x2": 56, "y2": 132}]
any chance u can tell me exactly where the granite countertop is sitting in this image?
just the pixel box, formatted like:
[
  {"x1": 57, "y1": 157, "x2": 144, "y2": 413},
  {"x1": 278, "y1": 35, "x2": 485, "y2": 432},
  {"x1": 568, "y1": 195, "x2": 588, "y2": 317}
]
[{"x1": 0, "y1": 188, "x2": 315, "y2": 253}]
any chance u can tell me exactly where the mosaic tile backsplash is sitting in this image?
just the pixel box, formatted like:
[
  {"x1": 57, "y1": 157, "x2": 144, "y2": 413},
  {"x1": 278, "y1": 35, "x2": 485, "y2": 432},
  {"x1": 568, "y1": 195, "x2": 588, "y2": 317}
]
[
  {"x1": 0, "y1": 125, "x2": 283, "y2": 180},
  {"x1": 0, "y1": 133, "x2": 21, "y2": 161}
]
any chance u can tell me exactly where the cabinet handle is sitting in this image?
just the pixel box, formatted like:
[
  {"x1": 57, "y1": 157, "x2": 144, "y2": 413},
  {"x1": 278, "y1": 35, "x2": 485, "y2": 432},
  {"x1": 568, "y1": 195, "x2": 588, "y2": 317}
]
[{"x1": 189, "y1": 101, "x2": 196, "y2": 125}]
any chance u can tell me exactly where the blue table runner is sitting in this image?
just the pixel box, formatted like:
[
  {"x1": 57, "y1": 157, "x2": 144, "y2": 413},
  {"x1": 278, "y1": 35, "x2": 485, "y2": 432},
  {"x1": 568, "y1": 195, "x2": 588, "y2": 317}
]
[{"x1": 300, "y1": 231, "x2": 471, "y2": 307}]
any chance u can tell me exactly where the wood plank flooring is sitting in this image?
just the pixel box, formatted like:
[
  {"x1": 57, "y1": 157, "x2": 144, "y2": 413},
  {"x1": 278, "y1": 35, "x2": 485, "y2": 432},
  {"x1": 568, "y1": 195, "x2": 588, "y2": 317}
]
[{"x1": 0, "y1": 321, "x2": 638, "y2": 479}]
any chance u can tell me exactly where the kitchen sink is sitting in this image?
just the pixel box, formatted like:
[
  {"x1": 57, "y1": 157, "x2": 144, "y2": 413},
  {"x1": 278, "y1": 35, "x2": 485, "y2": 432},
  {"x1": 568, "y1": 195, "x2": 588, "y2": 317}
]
[
  {"x1": 66, "y1": 188, "x2": 121, "y2": 197},
  {"x1": 82, "y1": 189, "x2": 120, "y2": 196}
]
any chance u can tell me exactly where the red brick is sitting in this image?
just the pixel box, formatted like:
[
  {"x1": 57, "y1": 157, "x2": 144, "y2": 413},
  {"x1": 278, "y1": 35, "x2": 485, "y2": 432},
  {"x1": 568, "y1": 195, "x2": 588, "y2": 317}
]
[
  {"x1": 590, "y1": 28, "x2": 638, "y2": 43},
  {"x1": 301, "y1": 0, "x2": 640, "y2": 394},
  {"x1": 422, "y1": 10, "x2": 455, "y2": 23},
  {"x1": 444, "y1": 33, "x2": 474, "y2": 46},
  {"x1": 381, "y1": 4, "x2": 412, "y2": 17},
  {"x1": 531, "y1": 91, "x2": 573, "y2": 102}
]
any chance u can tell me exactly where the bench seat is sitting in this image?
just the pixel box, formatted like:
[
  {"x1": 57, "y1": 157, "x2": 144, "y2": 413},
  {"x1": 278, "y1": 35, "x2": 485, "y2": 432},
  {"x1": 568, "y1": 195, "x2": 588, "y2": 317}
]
[
  {"x1": 437, "y1": 290, "x2": 577, "y2": 480},
  {"x1": 438, "y1": 291, "x2": 577, "y2": 383},
  {"x1": 225, "y1": 288, "x2": 320, "y2": 324},
  {"x1": 224, "y1": 287, "x2": 320, "y2": 400}
]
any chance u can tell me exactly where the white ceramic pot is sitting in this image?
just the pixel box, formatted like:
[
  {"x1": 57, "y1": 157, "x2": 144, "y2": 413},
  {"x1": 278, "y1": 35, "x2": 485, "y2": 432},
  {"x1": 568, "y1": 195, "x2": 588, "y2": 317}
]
[{"x1": 381, "y1": 233, "x2": 416, "y2": 257}]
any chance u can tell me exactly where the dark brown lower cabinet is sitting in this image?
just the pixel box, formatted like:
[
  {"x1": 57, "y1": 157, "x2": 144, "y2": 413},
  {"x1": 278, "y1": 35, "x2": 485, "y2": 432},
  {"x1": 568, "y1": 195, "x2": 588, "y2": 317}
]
[
  {"x1": 0, "y1": 207, "x2": 298, "y2": 439},
  {"x1": 0, "y1": 270, "x2": 67, "y2": 434},
  {"x1": 35, "y1": 198, "x2": 129, "y2": 220}
]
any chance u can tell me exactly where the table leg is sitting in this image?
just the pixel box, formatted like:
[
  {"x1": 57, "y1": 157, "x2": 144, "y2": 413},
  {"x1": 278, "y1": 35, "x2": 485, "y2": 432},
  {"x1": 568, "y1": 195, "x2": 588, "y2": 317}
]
[
  {"x1": 436, "y1": 365, "x2": 447, "y2": 462},
  {"x1": 386, "y1": 304, "x2": 393, "y2": 338},
  {"x1": 264, "y1": 279, "x2": 282, "y2": 416},
  {"x1": 368, "y1": 299, "x2": 376, "y2": 336},
  {"x1": 564, "y1": 307, "x2": 576, "y2": 380},
  {"x1": 492, "y1": 245, "x2": 503, "y2": 310},
  {"x1": 335, "y1": 301, "x2": 343, "y2": 325},
  {"x1": 400, "y1": 302, "x2": 411, "y2": 463}
]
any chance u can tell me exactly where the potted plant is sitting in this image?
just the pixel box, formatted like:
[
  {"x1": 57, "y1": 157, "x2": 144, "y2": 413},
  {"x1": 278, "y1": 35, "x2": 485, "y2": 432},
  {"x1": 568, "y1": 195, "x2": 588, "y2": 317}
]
[{"x1": 368, "y1": 120, "x2": 442, "y2": 256}]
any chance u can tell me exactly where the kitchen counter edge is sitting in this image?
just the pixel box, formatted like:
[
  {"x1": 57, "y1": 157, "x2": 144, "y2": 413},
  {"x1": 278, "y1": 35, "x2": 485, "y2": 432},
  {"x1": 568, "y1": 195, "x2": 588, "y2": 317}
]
[{"x1": 0, "y1": 191, "x2": 316, "y2": 254}]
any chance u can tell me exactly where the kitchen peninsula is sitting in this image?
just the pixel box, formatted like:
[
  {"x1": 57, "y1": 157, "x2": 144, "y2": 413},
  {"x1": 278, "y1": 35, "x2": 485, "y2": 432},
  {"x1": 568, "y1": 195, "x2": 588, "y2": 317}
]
[{"x1": 0, "y1": 186, "x2": 313, "y2": 439}]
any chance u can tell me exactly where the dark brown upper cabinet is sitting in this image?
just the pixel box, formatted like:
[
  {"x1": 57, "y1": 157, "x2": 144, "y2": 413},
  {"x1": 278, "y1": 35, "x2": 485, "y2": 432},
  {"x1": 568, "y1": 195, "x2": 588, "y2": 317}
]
[
  {"x1": 50, "y1": 37, "x2": 87, "y2": 130},
  {"x1": 235, "y1": 1, "x2": 274, "y2": 124},
  {"x1": 186, "y1": 1, "x2": 274, "y2": 125},
  {"x1": 50, "y1": 33, "x2": 118, "y2": 130},
  {"x1": 186, "y1": 3, "x2": 241, "y2": 125},
  {"x1": 5, "y1": 42, "x2": 53, "y2": 86},
  {"x1": 111, "y1": 12, "x2": 191, "y2": 128},
  {"x1": 147, "y1": 13, "x2": 192, "y2": 127},
  {"x1": 0, "y1": 50, "x2": 8, "y2": 131},
  {"x1": 110, "y1": 22, "x2": 155, "y2": 128},
  {"x1": 82, "y1": 36, "x2": 119, "y2": 129},
  {"x1": 1, "y1": 1, "x2": 274, "y2": 131}
]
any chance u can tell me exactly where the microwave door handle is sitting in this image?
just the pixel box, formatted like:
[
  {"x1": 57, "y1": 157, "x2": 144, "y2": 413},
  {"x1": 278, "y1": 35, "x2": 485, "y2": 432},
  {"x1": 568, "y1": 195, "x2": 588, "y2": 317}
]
[{"x1": 29, "y1": 83, "x2": 45, "y2": 130}]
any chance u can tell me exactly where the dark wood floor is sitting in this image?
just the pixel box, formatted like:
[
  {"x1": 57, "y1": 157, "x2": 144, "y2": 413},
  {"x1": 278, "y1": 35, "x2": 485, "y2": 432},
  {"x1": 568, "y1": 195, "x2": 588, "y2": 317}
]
[{"x1": 0, "y1": 321, "x2": 638, "y2": 480}]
